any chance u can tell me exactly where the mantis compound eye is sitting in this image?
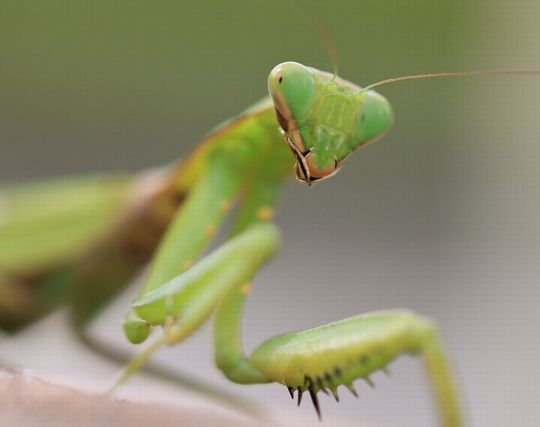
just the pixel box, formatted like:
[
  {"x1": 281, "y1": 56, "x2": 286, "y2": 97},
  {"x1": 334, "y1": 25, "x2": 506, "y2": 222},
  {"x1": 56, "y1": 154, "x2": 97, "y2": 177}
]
[
  {"x1": 354, "y1": 90, "x2": 393, "y2": 146},
  {"x1": 267, "y1": 62, "x2": 317, "y2": 129},
  {"x1": 268, "y1": 62, "x2": 320, "y2": 184}
]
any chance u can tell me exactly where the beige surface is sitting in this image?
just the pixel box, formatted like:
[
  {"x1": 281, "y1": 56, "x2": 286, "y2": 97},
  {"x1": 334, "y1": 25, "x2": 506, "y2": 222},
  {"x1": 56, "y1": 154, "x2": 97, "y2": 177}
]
[{"x1": 0, "y1": 369, "x2": 281, "y2": 427}]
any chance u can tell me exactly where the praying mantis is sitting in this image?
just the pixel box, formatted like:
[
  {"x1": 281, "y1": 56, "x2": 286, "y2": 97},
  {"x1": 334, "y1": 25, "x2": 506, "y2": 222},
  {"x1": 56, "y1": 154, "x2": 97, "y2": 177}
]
[
  {"x1": 1, "y1": 54, "x2": 540, "y2": 426},
  {"x1": 0, "y1": 7, "x2": 540, "y2": 418}
]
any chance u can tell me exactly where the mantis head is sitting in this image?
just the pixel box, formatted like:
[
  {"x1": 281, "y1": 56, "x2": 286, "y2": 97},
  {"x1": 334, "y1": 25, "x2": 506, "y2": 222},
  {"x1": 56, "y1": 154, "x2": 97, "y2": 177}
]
[{"x1": 268, "y1": 62, "x2": 393, "y2": 185}]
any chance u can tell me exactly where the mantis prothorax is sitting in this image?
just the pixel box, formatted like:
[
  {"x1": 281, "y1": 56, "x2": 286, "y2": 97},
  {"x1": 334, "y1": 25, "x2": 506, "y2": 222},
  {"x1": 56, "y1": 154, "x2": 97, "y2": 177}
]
[{"x1": 1, "y1": 61, "x2": 539, "y2": 426}]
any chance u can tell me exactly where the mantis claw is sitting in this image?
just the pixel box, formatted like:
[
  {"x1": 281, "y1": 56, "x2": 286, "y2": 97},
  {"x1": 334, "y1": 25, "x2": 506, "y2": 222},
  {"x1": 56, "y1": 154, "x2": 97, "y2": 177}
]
[
  {"x1": 287, "y1": 386, "x2": 295, "y2": 399},
  {"x1": 306, "y1": 380, "x2": 321, "y2": 420},
  {"x1": 297, "y1": 388, "x2": 303, "y2": 406},
  {"x1": 346, "y1": 382, "x2": 358, "y2": 398},
  {"x1": 365, "y1": 376, "x2": 375, "y2": 388},
  {"x1": 316, "y1": 376, "x2": 329, "y2": 395}
]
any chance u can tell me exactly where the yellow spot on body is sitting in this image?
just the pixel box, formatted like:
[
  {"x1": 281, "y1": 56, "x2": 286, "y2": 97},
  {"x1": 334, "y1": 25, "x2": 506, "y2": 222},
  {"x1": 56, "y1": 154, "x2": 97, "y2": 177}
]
[
  {"x1": 164, "y1": 314, "x2": 184, "y2": 344},
  {"x1": 164, "y1": 315, "x2": 175, "y2": 332},
  {"x1": 182, "y1": 259, "x2": 193, "y2": 271},
  {"x1": 205, "y1": 223, "x2": 217, "y2": 239},
  {"x1": 219, "y1": 199, "x2": 231, "y2": 213},
  {"x1": 256, "y1": 206, "x2": 274, "y2": 221},
  {"x1": 239, "y1": 282, "x2": 252, "y2": 295}
]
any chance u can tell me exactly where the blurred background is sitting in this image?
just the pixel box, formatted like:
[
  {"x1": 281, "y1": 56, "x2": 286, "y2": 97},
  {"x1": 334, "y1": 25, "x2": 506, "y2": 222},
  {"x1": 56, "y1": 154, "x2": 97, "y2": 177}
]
[{"x1": 0, "y1": 0, "x2": 539, "y2": 426}]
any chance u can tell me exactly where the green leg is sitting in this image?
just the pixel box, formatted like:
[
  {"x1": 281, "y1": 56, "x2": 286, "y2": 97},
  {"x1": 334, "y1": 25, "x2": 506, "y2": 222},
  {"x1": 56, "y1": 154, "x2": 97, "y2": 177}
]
[
  {"x1": 213, "y1": 164, "x2": 285, "y2": 384},
  {"x1": 249, "y1": 310, "x2": 463, "y2": 426},
  {"x1": 423, "y1": 330, "x2": 463, "y2": 427}
]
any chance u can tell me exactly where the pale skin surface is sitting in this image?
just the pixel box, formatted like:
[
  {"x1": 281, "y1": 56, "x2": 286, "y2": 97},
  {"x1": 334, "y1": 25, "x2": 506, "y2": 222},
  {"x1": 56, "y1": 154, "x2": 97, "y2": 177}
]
[{"x1": 0, "y1": 62, "x2": 463, "y2": 426}]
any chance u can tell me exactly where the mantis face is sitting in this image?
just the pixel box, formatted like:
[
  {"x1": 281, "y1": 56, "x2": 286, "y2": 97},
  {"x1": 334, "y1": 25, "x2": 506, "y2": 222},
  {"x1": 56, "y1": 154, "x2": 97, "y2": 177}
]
[{"x1": 268, "y1": 62, "x2": 393, "y2": 185}]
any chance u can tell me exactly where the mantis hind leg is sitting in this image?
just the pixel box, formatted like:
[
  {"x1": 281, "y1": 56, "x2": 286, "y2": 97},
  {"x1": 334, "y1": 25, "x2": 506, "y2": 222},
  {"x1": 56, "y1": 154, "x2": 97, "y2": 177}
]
[{"x1": 249, "y1": 310, "x2": 463, "y2": 426}]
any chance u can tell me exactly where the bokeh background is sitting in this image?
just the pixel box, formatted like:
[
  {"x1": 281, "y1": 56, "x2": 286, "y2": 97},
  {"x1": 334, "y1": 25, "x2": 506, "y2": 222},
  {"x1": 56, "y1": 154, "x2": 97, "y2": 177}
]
[{"x1": 1, "y1": 1, "x2": 539, "y2": 426}]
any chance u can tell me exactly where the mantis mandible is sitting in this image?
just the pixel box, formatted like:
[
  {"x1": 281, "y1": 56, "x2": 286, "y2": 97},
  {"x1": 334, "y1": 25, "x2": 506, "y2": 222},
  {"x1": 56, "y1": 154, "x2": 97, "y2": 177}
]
[{"x1": 1, "y1": 60, "x2": 539, "y2": 426}]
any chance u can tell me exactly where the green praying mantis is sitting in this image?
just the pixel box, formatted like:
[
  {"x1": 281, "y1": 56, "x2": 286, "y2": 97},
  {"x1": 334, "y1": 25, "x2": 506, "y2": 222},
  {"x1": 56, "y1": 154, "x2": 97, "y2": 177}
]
[{"x1": 1, "y1": 59, "x2": 539, "y2": 427}]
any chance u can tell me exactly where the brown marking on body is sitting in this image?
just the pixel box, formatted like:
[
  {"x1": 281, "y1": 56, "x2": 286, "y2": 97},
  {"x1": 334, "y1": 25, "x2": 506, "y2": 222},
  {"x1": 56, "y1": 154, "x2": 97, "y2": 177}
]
[{"x1": 289, "y1": 130, "x2": 307, "y2": 154}]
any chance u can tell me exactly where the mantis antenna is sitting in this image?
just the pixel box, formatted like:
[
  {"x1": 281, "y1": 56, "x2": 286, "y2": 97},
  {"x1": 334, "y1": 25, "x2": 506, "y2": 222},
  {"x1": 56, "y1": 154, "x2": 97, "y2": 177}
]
[
  {"x1": 309, "y1": 13, "x2": 339, "y2": 78},
  {"x1": 364, "y1": 69, "x2": 540, "y2": 91},
  {"x1": 289, "y1": 0, "x2": 339, "y2": 77}
]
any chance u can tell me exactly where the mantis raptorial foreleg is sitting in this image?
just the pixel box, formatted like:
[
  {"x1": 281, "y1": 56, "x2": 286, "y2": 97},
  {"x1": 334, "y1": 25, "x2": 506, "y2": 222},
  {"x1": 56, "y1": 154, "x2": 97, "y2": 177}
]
[{"x1": 123, "y1": 149, "x2": 248, "y2": 344}]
